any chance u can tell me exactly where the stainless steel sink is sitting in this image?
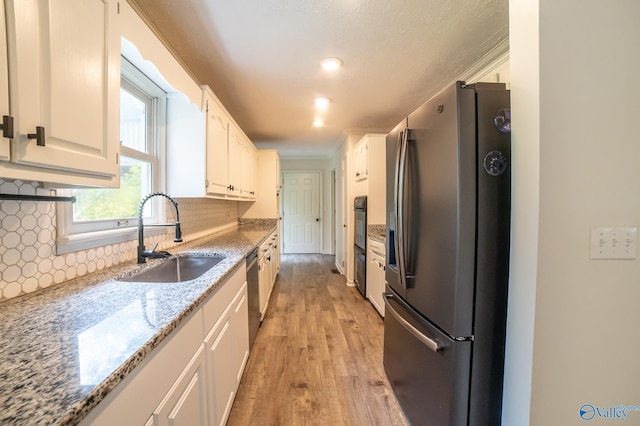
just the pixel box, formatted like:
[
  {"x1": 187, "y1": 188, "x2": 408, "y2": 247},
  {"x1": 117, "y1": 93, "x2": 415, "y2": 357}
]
[{"x1": 120, "y1": 255, "x2": 224, "y2": 283}]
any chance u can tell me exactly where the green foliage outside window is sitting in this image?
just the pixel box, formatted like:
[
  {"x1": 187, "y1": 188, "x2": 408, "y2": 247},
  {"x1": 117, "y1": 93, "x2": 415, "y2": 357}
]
[{"x1": 73, "y1": 165, "x2": 143, "y2": 221}]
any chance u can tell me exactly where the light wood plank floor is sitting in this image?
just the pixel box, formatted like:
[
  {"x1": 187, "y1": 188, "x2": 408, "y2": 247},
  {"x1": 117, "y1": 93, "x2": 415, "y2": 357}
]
[{"x1": 227, "y1": 254, "x2": 409, "y2": 426}]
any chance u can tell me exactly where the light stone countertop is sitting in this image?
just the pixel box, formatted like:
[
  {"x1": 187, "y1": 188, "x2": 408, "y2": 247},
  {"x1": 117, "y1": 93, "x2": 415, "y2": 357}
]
[
  {"x1": 368, "y1": 224, "x2": 386, "y2": 243},
  {"x1": 0, "y1": 221, "x2": 277, "y2": 426}
]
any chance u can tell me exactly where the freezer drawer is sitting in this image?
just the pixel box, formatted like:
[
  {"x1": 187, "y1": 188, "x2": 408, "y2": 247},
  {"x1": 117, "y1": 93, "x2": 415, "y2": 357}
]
[{"x1": 383, "y1": 289, "x2": 471, "y2": 426}]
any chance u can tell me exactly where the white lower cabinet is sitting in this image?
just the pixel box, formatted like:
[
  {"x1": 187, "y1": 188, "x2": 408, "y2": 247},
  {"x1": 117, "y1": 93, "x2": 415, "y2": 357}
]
[
  {"x1": 367, "y1": 239, "x2": 386, "y2": 317},
  {"x1": 150, "y1": 345, "x2": 208, "y2": 426},
  {"x1": 258, "y1": 252, "x2": 270, "y2": 320},
  {"x1": 80, "y1": 266, "x2": 248, "y2": 426},
  {"x1": 204, "y1": 281, "x2": 249, "y2": 426},
  {"x1": 258, "y1": 229, "x2": 279, "y2": 320}
]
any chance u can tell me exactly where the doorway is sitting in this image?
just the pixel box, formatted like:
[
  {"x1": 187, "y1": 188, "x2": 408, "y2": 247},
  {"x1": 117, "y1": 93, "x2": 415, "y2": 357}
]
[
  {"x1": 340, "y1": 153, "x2": 349, "y2": 277},
  {"x1": 331, "y1": 168, "x2": 336, "y2": 256},
  {"x1": 282, "y1": 171, "x2": 321, "y2": 253}
]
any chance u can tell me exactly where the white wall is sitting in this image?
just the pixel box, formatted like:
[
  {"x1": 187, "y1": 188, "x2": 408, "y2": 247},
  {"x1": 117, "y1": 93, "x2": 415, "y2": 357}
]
[
  {"x1": 334, "y1": 133, "x2": 365, "y2": 281},
  {"x1": 280, "y1": 157, "x2": 335, "y2": 255},
  {"x1": 501, "y1": 0, "x2": 539, "y2": 423},
  {"x1": 504, "y1": 1, "x2": 640, "y2": 424}
]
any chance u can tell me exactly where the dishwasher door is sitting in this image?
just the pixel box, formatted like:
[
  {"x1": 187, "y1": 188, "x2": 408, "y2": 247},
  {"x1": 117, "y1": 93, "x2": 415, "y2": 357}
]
[{"x1": 246, "y1": 248, "x2": 260, "y2": 350}]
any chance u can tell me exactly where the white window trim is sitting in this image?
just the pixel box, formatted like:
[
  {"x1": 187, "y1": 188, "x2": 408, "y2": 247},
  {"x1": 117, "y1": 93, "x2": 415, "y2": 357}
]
[{"x1": 55, "y1": 57, "x2": 168, "y2": 255}]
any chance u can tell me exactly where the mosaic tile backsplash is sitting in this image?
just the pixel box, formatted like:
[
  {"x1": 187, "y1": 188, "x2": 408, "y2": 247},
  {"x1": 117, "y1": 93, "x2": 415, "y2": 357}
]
[{"x1": 0, "y1": 178, "x2": 239, "y2": 302}]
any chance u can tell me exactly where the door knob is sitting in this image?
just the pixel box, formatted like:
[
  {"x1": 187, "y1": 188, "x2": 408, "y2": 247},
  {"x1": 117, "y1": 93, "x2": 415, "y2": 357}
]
[{"x1": 316, "y1": 218, "x2": 320, "y2": 222}]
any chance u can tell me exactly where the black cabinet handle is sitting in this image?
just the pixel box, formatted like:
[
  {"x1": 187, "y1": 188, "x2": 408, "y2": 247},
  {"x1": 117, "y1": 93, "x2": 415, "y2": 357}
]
[
  {"x1": 28, "y1": 126, "x2": 45, "y2": 146},
  {"x1": 1, "y1": 115, "x2": 14, "y2": 138}
]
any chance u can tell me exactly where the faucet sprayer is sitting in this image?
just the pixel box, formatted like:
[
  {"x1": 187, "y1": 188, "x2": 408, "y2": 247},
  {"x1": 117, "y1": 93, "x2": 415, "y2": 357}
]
[{"x1": 137, "y1": 192, "x2": 183, "y2": 264}]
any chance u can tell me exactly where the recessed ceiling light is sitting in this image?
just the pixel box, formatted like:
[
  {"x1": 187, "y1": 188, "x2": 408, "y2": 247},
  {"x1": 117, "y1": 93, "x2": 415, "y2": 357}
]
[
  {"x1": 313, "y1": 118, "x2": 325, "y2": 127},
  {"x1": 320, "y1": 57, "x2": 343, "y2": 71},
  {"x1": 314, "y1": 97, "x2": 331, "y2": 108}
]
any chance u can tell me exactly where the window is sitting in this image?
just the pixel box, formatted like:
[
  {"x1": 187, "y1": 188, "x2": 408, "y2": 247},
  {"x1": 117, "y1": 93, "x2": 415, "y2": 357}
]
[{"x1": 56, "y1": 57, "x2": 167, "y2": 253}]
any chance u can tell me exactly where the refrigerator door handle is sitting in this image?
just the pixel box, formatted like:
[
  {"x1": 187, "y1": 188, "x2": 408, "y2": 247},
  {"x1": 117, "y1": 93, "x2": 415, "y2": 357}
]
[
  {"x1": 394, "y1": 129, "x2": 409, "y2": 288},
  {"x1": 384, "y1": 293, "x2": 444, "y2": 352}
]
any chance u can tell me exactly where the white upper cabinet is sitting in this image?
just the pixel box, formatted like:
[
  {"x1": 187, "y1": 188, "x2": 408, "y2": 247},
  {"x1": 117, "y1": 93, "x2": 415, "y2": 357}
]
[
  {"x1": 204, "y1": 89, "x2": 230, "y2": 197},
  {"x1": 241, "y1": 135, "x2": 257, "y2": 199},
  {"x1": 354, "y1": 137, "x2": 368, "y2": 181},
  {"x1": 199, "y1": 86, "x2": 256, "y2": 201},
  {"x1": 239, "y1": 150, "x2": 280, "y2": 219},
  {"x1": 2, "y1": 0, "x2": 120, "y2": 186},
  {"x1": 0, "y1": 0, "x2": 9, "y2": 161},
  {"x1": 227, "y1": 121, "x2": 243, "y2": 197},
  {"x1": 353, "y1": 133, "x2": 386, "y2": 224},
  {"x1": 168, "y1": 86, "x2": 257, "y2": 201}
]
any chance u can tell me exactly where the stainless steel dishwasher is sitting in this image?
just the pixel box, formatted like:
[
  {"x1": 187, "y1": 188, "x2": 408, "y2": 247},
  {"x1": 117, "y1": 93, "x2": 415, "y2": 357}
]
[{"x1": 246, "y1": 248, "x2": 260, "y2": 349}]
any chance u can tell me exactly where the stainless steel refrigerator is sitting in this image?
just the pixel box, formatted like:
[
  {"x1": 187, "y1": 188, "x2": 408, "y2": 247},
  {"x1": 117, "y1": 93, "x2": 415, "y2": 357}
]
[{"x1": 384, "y1": 81, "x2": 511, "y2": 425}]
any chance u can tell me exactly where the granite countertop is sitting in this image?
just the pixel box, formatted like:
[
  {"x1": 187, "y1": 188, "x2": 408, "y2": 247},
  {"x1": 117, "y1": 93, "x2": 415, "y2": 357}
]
[
  {"x1": 0, "y1": 222, "x2": 277, "y2": 426},
  {"x1": 368, "y1": 224, "x2": 386, "y2": 243}
]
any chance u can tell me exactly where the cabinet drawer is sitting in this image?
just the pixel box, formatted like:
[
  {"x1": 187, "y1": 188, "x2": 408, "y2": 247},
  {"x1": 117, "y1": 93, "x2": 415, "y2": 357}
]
[
  {"x1": 369, "y1": 239, "x2": 385, "y2": 257},
  {"x1": 259, "y1": 231, "x2": 276, "y2": 258},
  {"x1": 202, "y1": 265, "x2": 245, "y2": 333}
]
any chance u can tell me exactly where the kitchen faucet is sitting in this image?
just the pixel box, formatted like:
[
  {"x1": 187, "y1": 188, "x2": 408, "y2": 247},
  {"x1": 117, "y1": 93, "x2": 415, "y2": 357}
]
[{"x1": 137, "y1": 192, "x2": 183, "y2": 264}]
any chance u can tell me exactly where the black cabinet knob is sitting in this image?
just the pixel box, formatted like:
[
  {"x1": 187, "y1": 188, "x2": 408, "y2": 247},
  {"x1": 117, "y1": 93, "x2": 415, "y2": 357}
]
[
  {"x1": 28, "y1": 126, "x2": 46, "y2": 146},
  {"x1": 1, "y1": 115, "x2": 14, "y2": 138}
]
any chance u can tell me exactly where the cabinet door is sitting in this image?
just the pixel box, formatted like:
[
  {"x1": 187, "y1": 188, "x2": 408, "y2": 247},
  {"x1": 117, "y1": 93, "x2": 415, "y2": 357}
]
[
  {"x1": 276, "y1": 154, "x2": 281, "y2": 192},
  {"x1": 355, "y1": 140, "x2": 368, "y2": 181},
  {"x1": 6, "y1": 0, "x2": 119, "y2": 179},
  {"x1": 273, "y1": 236, "x2": 280, "y2": 276},
  {"x1": 0, "y1": 0, "x2": 9, "y2": 161},
  {"x1": 230, "y1": 283, "x2": 249, "y2": 386},
  {"x1": 259, "y1": 255, "x2": 271, "y2": 319},
  {"x1": 242, "y1": 139, "x2": 257, "y2": 199},
  {"x1": 205, "y1": 93, "x2": 230, "y2": 197},
  {"x1": 151, "y1": 345, "x2": 208, "y2": 426},
  {"x1": 369, "y1": 253, "x2": 385, "y2": 317},
  {"x1": 267, "y1": 247, "x2": 274, "y2": 290},
  {"x1": 227, "y1": 122, "x2": 243, "y2": 196},
  {"x1": 204, "y1": 303, "x2": 235, "y2": 426}
]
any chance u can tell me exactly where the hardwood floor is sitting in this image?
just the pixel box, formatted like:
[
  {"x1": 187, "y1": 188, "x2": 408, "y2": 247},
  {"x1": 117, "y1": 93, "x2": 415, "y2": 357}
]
[{"x1": 227, "y1": 254, "x2": 409, "y2": 426}]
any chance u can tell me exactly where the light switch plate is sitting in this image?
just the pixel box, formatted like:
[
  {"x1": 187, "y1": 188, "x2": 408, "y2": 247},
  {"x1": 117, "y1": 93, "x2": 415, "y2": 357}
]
[{"x1": 590, "y1": 227, "x2": 637, "y2": 259}]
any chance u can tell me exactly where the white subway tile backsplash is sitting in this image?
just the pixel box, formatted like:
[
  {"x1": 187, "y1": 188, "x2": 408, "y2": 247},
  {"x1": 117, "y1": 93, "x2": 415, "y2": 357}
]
[{"x1": 0, "y1": 178, "x2": 239, "y2": 302}]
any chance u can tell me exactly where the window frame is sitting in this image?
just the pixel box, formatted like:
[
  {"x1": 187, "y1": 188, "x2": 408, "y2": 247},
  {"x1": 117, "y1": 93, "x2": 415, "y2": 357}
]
[{"x1": 55, "y1": 57, "x2": 167, "y2": 255}]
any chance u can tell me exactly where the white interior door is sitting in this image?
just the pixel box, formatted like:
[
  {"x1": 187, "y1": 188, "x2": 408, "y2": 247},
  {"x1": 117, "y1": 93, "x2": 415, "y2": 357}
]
[{"x1": 282, "y1": 171, "x2": 321, "y2": 253}]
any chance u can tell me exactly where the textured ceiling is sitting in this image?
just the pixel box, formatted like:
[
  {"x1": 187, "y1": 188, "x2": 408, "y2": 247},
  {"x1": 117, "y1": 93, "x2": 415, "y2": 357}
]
[{"x1": 129, "y1": 0, "x2": 509, "y2": 157}]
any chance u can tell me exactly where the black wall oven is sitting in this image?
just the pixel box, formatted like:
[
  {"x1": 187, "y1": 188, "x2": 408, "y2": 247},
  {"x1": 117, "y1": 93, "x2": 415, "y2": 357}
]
[{"x1": 354, "y1": 196, "x2": 367, "y2": 297}]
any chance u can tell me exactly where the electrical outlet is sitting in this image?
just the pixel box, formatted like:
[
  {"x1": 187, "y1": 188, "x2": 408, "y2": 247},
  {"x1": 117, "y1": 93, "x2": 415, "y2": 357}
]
[{"x1": 590, "y1": 227, "x2": 637, "y2": 259}]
